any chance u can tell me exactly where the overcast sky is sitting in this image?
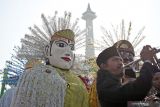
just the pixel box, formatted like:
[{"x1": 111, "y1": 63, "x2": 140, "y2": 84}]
[{"x1": 0, "y1": 0, "x2": 160, "y2": 69}]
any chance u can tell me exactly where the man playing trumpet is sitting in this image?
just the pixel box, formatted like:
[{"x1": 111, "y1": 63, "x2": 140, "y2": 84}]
[
  {"x1": 96, "y1": 45, "x2": 159, "y2": 107},
  {"x1": 89, "y1": 40, "x2": 137, "y2": 107},
  {"x1": 114, "y1": 40, "x2": 160, "y2": 103}
]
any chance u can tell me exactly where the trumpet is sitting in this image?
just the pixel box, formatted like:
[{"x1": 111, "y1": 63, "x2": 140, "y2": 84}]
[{"x1": 124, "y1": 48, "x2": 160, "y2": 69}]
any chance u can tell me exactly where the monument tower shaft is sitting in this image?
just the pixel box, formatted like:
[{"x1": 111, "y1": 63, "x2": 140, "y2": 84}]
[{"x1": 82, "y1": 4, "x2": 96, "y2": 59}]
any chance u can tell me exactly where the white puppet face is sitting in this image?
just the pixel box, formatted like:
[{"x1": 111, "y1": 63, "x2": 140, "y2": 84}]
[{"x1": 46, "y1": 37, "x2": 75, "y2": 70}]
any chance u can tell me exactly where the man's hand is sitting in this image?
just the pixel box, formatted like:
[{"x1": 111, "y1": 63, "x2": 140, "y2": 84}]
[{"x1": 140, "y1": 45, "x2": 155, "y2": 63}]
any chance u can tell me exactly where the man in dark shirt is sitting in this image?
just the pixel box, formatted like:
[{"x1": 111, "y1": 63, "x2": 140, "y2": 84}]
[{"x1": 96, "y1": 45, "x2": 156, "y2": 107}]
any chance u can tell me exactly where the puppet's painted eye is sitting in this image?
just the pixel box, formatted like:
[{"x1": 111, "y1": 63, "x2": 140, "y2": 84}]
[
  {"x1": 55, "y1": 41, "x2": 67, "y2": 48},
  {"x1": 57, "y1": 43, "x2": 66, "y2": 47}
]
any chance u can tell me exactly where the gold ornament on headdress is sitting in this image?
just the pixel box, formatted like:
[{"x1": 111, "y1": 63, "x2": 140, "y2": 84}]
[
  {"x1": 114, "y1": 40, "x2": 135, "y2": 55},
  {"x1": 52, "y1": 29, "x2": 75, "y2": 42}
]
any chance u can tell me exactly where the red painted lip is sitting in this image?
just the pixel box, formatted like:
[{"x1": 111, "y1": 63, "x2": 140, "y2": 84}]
[{"x1": 61, "y1": 57, "x2": 71, "y2": 62}]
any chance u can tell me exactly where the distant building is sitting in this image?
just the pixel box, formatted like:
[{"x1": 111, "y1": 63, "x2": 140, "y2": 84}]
[{"x1": 82, "y1": 4, "x2": 96, "y2": 59}]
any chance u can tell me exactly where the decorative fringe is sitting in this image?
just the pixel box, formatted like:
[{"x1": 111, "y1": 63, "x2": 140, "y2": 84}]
[
  {"x1": 17, "y1": 11, "x2": 85, "y2": 61},
  {"x1": 97, "y1": 20, "x2": 145, "y2": 51},
  {"x1": 10, "y1": 65, "x2": 67, "y2": 107}
]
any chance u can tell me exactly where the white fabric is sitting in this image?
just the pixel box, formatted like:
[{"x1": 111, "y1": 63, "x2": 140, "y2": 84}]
[
  {"x1": 47, "y1": 40, "x2": 74, "y2": 70},
  {"x1": 0, "y1": 87, "x2": 16, "y2": 107},
  {"x1": 10, "y1": 65, "x2": 67, "y2": 107}
]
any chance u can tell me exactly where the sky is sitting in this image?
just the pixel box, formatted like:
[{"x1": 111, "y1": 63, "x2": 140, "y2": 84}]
[{"x1": 0, "y1": 0, "x2": 160, "y2": 69}]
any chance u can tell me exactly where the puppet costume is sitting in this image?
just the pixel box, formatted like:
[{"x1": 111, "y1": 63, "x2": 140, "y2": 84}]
[{"x1": 10, "y1": 12, "x2": 89, "y2": 107}]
